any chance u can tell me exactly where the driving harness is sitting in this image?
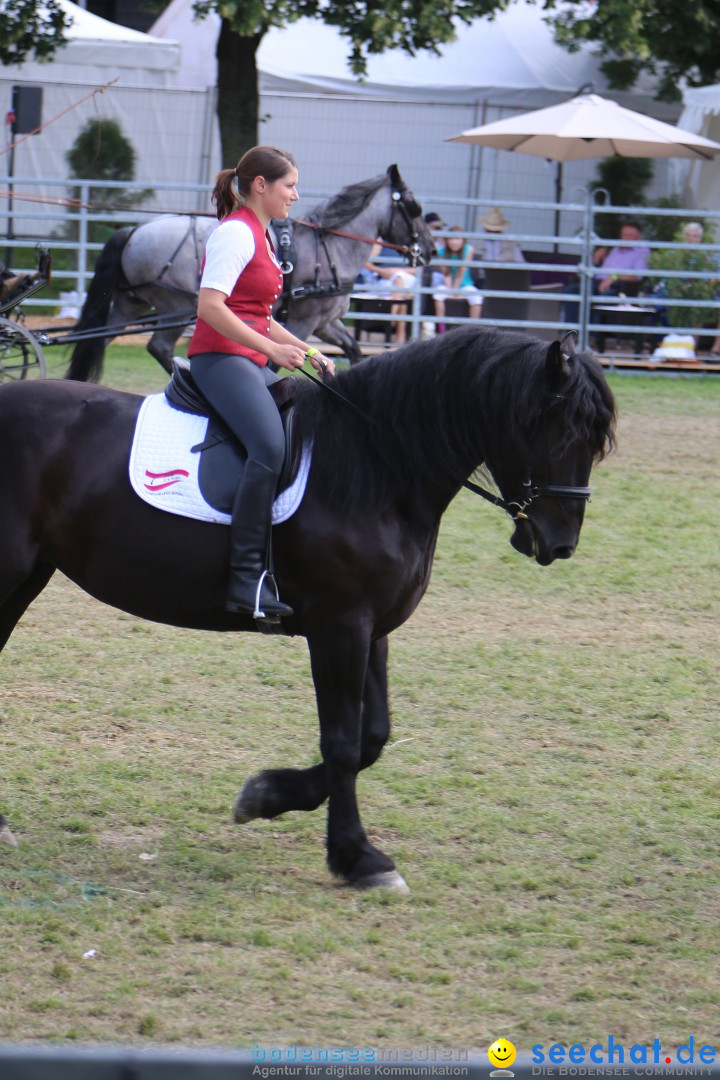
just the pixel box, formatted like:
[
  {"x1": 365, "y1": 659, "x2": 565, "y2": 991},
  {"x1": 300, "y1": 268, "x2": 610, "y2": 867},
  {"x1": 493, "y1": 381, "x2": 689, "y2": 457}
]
[{"x1": 271, "y1": 184, "x2": 425, "y2": 322}]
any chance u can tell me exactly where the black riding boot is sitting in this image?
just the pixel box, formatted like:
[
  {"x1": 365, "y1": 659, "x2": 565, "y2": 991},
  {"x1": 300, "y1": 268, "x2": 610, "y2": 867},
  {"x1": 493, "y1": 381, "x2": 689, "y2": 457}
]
[{"x1": 226, "y1": 459, "x2": 293, "y2": 620}]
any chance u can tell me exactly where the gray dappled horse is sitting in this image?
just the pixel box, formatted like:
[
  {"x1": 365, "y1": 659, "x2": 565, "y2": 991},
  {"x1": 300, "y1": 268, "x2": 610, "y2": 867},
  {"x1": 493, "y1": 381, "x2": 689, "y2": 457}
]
[{"x1": 67, "y1": 165, "x2": 433, "y2": 381}]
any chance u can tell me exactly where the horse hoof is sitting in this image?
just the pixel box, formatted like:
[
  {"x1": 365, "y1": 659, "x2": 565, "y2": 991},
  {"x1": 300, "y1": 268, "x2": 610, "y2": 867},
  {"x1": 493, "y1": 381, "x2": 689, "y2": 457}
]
[
  {"x1": 233, "y1": 774, "x2": 268, "y2": 824},
  {"x1": 355, "y1": 870, "x2": 410, "y2": 895},
  {"x1": 0, "y1": 823, "x2": 18, "y2": 848}
]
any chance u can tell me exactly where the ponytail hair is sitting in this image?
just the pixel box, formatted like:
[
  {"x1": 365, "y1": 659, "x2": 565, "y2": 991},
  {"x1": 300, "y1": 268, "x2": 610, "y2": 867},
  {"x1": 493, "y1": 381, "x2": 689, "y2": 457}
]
[{"x1": 211, "y1": 145, "x2": 298, "y2": 221}]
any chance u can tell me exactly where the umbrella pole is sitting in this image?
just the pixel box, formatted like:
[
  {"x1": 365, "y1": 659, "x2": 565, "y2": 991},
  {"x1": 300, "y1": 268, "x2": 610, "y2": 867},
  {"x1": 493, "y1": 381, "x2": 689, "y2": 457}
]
[{"x1": 554, "y1": 161, "x2": 563, "y2": 254}]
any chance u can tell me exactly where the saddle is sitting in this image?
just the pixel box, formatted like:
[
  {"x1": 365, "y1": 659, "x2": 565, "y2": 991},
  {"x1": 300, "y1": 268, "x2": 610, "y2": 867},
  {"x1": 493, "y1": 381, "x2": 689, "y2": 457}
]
[{"x1": 164, "y1": 358, "x2": 302, "y2": 517}]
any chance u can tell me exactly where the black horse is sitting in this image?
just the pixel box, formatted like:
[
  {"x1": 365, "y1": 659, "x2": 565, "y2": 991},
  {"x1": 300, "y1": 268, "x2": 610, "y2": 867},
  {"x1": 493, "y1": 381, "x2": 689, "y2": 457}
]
[{"x1": 0, "y1": 328, "x2": 615, "y2": 891}]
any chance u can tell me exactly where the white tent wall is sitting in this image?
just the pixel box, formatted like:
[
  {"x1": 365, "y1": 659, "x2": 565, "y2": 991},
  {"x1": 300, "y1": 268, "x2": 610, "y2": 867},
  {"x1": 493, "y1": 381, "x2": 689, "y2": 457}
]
[
  {"x1": 1, "y1": 80, "x2": 217, "y2": 236},
  {"x1": 150, "y1": 0, "x2": 682, "y2": 237},
  {"x1": 670, "y1": 85, "x2": 720, "y2": 211},
  {"x1": 256, "y1": 92, "x2": 678, "y2": 241},
  {"x1": 1, "y1": 0, "x2": 217, "y2": 236}
]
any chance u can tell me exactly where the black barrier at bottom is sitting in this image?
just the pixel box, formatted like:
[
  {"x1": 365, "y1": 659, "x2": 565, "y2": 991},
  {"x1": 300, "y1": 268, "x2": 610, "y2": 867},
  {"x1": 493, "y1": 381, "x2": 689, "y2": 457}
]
[{"x1": 0, "y1": 1049, "x2": 717, "y2": 1080}]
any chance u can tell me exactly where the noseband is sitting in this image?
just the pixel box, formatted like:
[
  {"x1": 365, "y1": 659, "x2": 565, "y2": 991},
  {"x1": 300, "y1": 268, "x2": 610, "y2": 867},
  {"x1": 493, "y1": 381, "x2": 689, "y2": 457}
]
[{"x1": 463, "y1": 470, "x2": 591, "y2": 521}]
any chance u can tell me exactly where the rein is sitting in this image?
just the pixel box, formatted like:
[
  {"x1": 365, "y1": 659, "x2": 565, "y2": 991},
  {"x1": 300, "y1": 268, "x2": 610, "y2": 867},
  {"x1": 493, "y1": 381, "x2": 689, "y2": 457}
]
[
  {"x1": 299, "y1": 365, "x2": 380, "y2": 426},
  {"x1": 294, "y1": 218, "x2": 413, "y2": 256}
]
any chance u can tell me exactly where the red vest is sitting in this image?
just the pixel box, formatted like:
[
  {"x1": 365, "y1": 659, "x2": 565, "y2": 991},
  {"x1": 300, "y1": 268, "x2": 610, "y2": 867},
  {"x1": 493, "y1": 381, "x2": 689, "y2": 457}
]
[{"x1": 188, "y1": 206, "x2": 284, "y2": 367}]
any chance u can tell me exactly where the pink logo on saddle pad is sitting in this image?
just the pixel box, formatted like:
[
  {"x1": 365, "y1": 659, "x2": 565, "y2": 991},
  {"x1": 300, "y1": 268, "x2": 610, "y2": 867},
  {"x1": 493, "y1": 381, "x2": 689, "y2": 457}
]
[{"x1": 144, "y1": 468, "x2": 190, "y2": 492}]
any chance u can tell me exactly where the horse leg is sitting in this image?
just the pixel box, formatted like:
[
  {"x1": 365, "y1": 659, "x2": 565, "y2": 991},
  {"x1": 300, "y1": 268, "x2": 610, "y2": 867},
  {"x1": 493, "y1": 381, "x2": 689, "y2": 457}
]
[
  {"x1": 312, "y1": 320, "x2": 364, "y2": 366},
  {"x1": 67, "y1": 291, "x2": 148, "y2": 382},
  {"x1": 140, "y1": 286, "x2": 196, "y2": 374},
  {"x1": 0, "y1": 563, "x2": 57, "y2": 847},
  {"x1": 234, "y1": 636, "x2": 391, "y2": 822},
  {"x1": 147, "y1": 326, "x2": 183, "y2": 374},
  {"x1": 311, "y1": 626, "x2": 404, "y2": 890}
]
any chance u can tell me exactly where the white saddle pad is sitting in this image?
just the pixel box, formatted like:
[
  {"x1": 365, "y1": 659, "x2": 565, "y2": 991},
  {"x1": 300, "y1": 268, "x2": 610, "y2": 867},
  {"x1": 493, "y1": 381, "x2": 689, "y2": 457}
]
[{"x1": 128, "y1": 393, "x2": 311, "y2": 526}]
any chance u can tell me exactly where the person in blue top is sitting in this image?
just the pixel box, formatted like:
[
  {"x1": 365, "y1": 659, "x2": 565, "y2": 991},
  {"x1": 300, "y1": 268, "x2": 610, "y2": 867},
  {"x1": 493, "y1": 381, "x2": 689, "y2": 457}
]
[{"x1": 432, "y1": 226, "x2": 484, "y2": 324}]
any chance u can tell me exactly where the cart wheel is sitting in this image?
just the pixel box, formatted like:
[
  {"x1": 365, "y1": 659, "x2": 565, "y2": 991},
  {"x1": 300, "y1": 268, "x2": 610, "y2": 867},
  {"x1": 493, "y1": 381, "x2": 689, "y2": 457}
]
[{"x1": 0, "y1": 316, "x2": 47, "y2": 382}]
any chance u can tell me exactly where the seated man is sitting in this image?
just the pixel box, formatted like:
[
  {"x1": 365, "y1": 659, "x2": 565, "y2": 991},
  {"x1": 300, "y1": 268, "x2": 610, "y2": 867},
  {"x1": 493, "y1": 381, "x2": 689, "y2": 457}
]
[
  {"x1": 562, "y1": 221, "x2": 650, "y2": 326},
  {"x1": 474, "y1": 206, "x2": 526, "y2": 265}
]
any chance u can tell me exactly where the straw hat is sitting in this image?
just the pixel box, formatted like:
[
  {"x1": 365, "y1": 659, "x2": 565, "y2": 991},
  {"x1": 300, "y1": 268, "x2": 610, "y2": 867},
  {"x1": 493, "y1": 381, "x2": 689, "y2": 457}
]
[{"x1": 479, "y1": 207, "x2": 511, "y2": 232}]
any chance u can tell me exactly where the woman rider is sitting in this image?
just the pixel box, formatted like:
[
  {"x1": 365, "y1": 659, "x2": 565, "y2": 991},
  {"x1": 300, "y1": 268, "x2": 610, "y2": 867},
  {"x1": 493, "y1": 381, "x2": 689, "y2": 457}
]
[{"x1": 188, "y1": 146, "x2": 334, "y2": 620}]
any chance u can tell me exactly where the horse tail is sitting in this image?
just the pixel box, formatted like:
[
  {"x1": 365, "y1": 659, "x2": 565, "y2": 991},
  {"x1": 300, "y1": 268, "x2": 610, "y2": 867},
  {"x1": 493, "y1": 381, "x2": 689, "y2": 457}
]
[{"x1": 66, "y1": 227, "x2": 134, "y2": 382}]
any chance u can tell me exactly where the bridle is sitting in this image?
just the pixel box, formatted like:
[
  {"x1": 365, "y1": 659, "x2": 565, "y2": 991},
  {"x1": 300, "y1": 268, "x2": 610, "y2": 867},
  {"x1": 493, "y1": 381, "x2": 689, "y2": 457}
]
[
  {"x1": 293, "y1": 183, "x2": 427, "y2": 268},
  {"x1": 463, "y1": 336, "x2": 593, "y2": 521},
  {"x1": 463, "y1": 470, "x2": 591, "y2": 522},
  {"x1": 302, "y1": 366, "x2": 592, "y2": 522},
  {"x1": 385, "y1": 187, "x2": 425, "y2": 267}
]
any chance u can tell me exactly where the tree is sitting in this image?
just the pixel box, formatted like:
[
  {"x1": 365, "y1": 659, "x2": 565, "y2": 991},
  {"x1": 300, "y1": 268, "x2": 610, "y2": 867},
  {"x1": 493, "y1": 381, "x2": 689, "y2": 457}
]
[
  {"x1": 544, "y1": 0, "x2": 720, "y2": 102},
  {"x1": 650, "y1": 221, "x2": 718, "y2": 329},
  {"x1": 0, "y1": 0, "x2": 70, "y2": 64},
  {"x1": 66, "y1": 118, "x2": 154, "y2": 242},
  {"x1": 594, "y1": 157, "x2": 655, "y2": 209},
  {"x1": 192, "y1": 0, "x2": 513, "y2": 163}
]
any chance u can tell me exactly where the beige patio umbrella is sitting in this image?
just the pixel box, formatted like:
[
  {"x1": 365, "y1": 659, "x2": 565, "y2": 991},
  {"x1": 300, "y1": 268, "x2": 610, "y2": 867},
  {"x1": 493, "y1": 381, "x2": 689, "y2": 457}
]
[
  {"x1": 448, "y1": 92, "x2": 720, "y2": 233},
  {"x1": 448, "y1": 92, "x2": 720, "y2": 161}
]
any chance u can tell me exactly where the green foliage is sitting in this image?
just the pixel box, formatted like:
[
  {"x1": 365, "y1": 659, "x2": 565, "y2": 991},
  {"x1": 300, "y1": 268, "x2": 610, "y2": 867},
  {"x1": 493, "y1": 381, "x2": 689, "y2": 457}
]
[
  {"x1": 65, "y1": 119, "x2": 154, "y2": 244},
  {"x1": 0, "y1": 0, "x2": 68, "y2": 64},
  {"x1": 594, "y1": 157, "x2": 654, "y2": 208},
  {"x1": 545, "y1": 0, "x2": 720, "y2": 101},
  {"x1": 650, "y1": 221, "x2": 718, "y2": 327},
  {"x1": 66, "y1": 118, "x2": 138, "y2": 185},
  {"x1": 640, "y1": 195, "x2": 686, "y2": 244},
  {"x1": 194, "y1": 0, "x2": 511, "y2": 76}
]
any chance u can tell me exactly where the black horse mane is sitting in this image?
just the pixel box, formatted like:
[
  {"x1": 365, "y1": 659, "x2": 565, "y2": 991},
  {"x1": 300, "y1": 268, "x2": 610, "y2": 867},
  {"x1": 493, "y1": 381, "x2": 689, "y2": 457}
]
[
  {"x1": 292, "y1": 326, "x2": 616, "y2": 518},
  {"x1": 306, "y1": 173, "x2": 390, "y2": 230}
]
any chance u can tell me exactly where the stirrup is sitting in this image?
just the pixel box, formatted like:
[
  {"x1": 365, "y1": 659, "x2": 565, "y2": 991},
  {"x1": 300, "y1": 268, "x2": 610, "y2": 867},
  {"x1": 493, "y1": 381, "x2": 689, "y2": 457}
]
[
  {"x1": 253, "y1": 570, "x2": 273, "y2": 620},
  {"x1": 253, "y1": 570, "x2": 292, "y2": 622}
]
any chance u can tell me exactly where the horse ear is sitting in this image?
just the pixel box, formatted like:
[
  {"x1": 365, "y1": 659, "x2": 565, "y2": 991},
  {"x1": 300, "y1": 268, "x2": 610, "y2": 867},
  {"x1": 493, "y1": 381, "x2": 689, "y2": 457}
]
[
  {"x1": 387, "y1": 164, "x2": 401, "y2": 186},
  {"x1": 545, "y1": 339, "x2": 573, "y2": 385}
]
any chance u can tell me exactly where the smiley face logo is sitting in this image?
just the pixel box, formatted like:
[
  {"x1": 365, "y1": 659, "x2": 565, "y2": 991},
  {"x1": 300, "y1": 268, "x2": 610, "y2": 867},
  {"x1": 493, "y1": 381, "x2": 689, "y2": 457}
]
[{"x1": 488, "y1": 1039, "x2": 517, "y2": 1070}]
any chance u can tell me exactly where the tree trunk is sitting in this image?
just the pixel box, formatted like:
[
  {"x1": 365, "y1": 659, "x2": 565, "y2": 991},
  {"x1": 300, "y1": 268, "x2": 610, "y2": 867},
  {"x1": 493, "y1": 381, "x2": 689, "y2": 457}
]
[{"x1": 216, "y1": 21, "x2": 263, "y2": 164}]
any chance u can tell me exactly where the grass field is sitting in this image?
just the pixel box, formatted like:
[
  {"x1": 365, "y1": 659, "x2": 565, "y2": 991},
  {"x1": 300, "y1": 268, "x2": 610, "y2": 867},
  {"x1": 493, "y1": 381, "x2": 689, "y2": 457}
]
[{"x1": 1, "y1": 346, "x2": 719, "y2": 1052}]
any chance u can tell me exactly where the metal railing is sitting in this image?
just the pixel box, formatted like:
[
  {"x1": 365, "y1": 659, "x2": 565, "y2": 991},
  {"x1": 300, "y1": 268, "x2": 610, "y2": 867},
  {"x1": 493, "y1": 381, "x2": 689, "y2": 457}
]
[{"x1": 4, "y1": 179, "x2": 719, "y2": 358}]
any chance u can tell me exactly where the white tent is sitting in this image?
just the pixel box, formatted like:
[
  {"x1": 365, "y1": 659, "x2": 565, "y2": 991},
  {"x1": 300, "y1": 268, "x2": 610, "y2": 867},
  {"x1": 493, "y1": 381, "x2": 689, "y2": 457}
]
[
  {"x1": 670, "y1": 84, "x2": 720, "y2": 210},
  {"x1": 4, "y1": 0, "x2": 179, "y2": 89},
  {"x1": 150, "y1": 0, "x2": 680, "y2": 233},
  {"x1": 153, "y1": 0, "x2": 673, "y2": 111},
  {"x1": 1, "y1": 0, "x2": 215, "y2": 234},
  {"x1": 256, "y1": 9, "x2": 673, "y2": 114}
]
